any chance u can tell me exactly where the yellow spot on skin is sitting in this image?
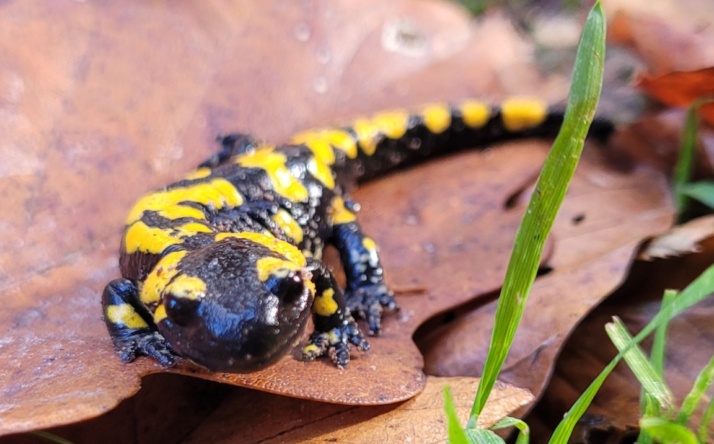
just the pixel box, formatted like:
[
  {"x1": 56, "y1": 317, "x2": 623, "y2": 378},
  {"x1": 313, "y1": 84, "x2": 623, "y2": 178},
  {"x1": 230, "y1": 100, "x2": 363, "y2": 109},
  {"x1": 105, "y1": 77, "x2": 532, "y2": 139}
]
[
  {"x1": 314, "y1": 288, "x2": 338, "y2": 316},
  {"x1": 303, "y1": 343, "x2": 320, "y2": 356},
  {"x1": 372, "y1": 110, "x2": 410, "y2": 139},
  {"x1": 272, "y1": 209, "x2": 304, "y2": 243},
  {"x1": 421, "y1": 104, "x2": 451, "y2": 134},
  {"x1": 330, "y1": 196, "x2": 356, "y2": 225},
  {"x1": 500, "y1": 97, "x2": 548, "y2": 131},
  {"x1": 307, "y1": 156, "x2": 335, "y2": 189},
  {"x1": 124, "y1": 221, "x2": 181, "y2": 255},
  {"x1": 157, "y1": 205, "x2": 206, "y2": 221},
  {"x1": 176, "y1": 222, "x2": 214, "y2": 235},
  {"x1": 362, "y1": 236, "x2": 380, "y2": 266},
  {"x1": 164, "y1": 274, "x2": 207, "y2": 300},
  {"x1": 154, "y1": 304, "x2": 167, "y2": 323},
  {"x1": 291, "y1": 131, "x2": 336, "y2": 164},
  {"x1": 304, "y1": 279, "x2": 316, "y2": 297},
  {"x1": 362, "y1": 237, "x2": 378, "y2": 253},
  {"x1": 126, "y1": 178, "x2": 243, "y2": 225},
  {"x1": 459, "y1": 100, "x2": 491, "y2": 128},
  {"x1": 123, "y1": 220, "x2": 213, "y2": 255},
  {"x1": 237, "y1": 148, "x2": 309, "y2": 202},
  {"x1": 256, "y1": 256, "x2": 303, "y2": 282},
  {"x1": 106, "y1": 303, "x2": 149, "y2": 329},
  {"x1": 140, "y1": 251, "x2": 187, "y2": 304},
  {"x1": 184, "y1": 167, "x2": 212, "y2": 180},
  {"x1": 353, "y1": 110, "x2": 410, "y2": 156},
  {"x1": 216, "y1": 232, "x2": 307, "y2": 266},
  {"x1": 292, "y1": 128, "x2": 359, "y2": 161}
]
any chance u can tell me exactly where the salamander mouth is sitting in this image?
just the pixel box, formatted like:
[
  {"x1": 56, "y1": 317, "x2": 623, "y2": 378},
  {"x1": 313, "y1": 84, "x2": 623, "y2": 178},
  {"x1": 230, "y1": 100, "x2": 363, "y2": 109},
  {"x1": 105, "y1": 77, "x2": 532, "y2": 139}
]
[{"x1": 244, "y1": 267, "x2": 314, "y2": 370}]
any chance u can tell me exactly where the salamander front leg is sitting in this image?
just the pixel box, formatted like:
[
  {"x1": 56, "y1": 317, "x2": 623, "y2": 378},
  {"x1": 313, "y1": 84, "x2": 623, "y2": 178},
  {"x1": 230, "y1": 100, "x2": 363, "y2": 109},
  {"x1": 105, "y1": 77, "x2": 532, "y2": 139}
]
[
  {"x1": 331, "y1": 197, "x2": 399, "y2": 335},
  {"x1": 302, "y1": 260, "x2": 369, "y2": 368},
  {"x1": 102, "y1": 278, "x2": 175, "y2": 367}
]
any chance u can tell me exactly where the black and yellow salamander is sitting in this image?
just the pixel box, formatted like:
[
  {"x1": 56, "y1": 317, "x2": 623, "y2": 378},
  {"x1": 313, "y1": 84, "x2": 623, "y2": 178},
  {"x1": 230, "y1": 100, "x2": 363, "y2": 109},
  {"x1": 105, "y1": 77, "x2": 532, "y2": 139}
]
[{"x1": 102, "y1": 98, "x2": 613, "y2": 372}]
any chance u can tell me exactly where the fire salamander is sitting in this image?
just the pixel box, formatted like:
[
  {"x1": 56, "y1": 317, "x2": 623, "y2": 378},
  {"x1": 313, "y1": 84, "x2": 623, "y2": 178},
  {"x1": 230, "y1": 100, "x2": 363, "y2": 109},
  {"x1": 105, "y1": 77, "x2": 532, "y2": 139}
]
[{"x1": 102, "y1": 98, "x2": 612, "y2": 372}]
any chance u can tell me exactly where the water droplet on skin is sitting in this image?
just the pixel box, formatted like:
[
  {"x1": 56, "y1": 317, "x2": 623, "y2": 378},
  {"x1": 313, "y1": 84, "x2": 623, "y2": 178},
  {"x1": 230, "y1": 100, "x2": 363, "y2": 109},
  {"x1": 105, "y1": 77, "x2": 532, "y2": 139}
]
[
  {"x1": 381, "y1": 18, "x2": 428, "y2": 57},
  {"x1": 312, "y1": 76, "x2": 328, "y2": 94},
  {"x1": 294, "y1": 23, "x2": 311, "y2": 42}
]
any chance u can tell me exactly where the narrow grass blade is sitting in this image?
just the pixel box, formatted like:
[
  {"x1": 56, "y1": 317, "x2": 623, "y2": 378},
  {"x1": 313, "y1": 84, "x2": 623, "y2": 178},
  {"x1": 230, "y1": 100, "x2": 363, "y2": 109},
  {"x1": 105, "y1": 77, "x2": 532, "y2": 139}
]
[
  {"x1": 606, "y1": 317, "x2": 673, "y2": 408},
  {"x1": 679, "y1": 181, "x2": 714, "y2": 209},
  {"x1": 444, "y1": 386, "x2": 472, "y2": 444},
  {"x1": 469, "y1": 0, "x2": 606, "y2": 423},
  {"x1": 698, "y1": 396, "x2": 714, "y2": 442},
  {"x1": 550, "y1": 262, "x2": 714, "y2": 443},
  {"x1": 640, "y1": 416, "x2": 699, "y2": 444},
  {"x1": 491, "y1": 416, "x2": 530, "y2": 444},
  {"x1": 676, "y1": 353, "x2": 714, "y2": 425},
  {"x1": 651, "y1": 289, "x2": 676, "y2": 375},
  {"x1": 638, "y1": 289, "x2": 677, "y2": 444},
  {"x1": 31, "y1": 432, "x2": 74, "y2": 444},
  {"x1": 464, "y1": 429, "x2": 506, "y2": 444},
  {"x1": 674, "y1": 99, "x2": 713, "y2": 220}
]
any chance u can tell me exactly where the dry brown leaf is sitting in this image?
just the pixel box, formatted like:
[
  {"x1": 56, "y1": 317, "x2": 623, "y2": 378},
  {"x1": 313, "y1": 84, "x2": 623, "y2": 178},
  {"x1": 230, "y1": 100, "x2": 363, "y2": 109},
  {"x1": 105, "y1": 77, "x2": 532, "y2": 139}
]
[
  {"x1": 606, "y1": 8, "x2": 714, "y2": 74},
  {"x1": 0, "y1": 0, "x2": 560, "y2": 435},
  {"x1": 641, "y1": 214, "x2": 714, "y2": 259},
  {"x1": 0, "y1": 0, "x2": 676, "y2": 438},
  {"x1": 8, "y1": 374, "x2": 530, "y2": 443},
  {"x1": 639, "y1": 68, "x2": 714, "y2": 126},
  {"x1": 180, "y1": 376, "x2": 533, "y2": 443}
]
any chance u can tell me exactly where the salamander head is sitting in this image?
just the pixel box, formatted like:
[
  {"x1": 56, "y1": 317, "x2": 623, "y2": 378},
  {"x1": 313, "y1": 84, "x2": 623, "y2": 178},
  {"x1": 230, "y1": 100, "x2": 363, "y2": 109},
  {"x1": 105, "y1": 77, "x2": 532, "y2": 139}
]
[{"x1": 155, "y1": 236, "x2": 314, "y2": 372}]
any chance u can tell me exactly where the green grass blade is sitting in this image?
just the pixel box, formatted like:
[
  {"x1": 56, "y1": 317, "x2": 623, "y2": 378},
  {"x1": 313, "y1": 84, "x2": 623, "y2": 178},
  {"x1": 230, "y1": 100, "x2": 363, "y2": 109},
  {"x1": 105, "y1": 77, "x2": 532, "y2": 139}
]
[
  {"x1": 549, "y1": 364, "x2": 613, "y2": 444},
  {"x1": 31, "y1": 432, "x2": 74, "y2": 444},
  {"x1": 550, "y1": 262, "x2": 714, "y2": 443},
  {"x1": 605, "y1": 317, "x2": 673, "y2": 408},
  {"x1": 640, "y1": 264, "x2": 714, "y2": 339},
  {"x1": 640, "y1": 416, "x2": 699, "y2": 444},
  {"x1": 465, "y1": 429, "x2": 506, "y2": 444},
  {"x1": 651, "y1": 289, "x2": 677, "y2": 376},
  {"x1": 679, "y1": 181, "x2": 714, "y2": 209},
  {"x1": 673, "y1": 102, "x2": 700, "y2": 215},
  {"x1": 469, "y1": 0, "x2": 606, "y2": 423},
  {"x1": 491, "y1": 417, "x2": 530, "y2": 444},
  {"x1": 676, "y1": 353, "x2": 714, "y2": 425},
  {"x1": 444, "y1": 386, "x2": 472, "y2": 444},
  {"x1": 638, "y1": 289, "x2": 677, "y2": 444},
  {"x1": 698, "y1": 396, "x2": 714, "y2": 442},
  {"x1": 637, "y1": 397, "x2": 656, "y2": 444}
]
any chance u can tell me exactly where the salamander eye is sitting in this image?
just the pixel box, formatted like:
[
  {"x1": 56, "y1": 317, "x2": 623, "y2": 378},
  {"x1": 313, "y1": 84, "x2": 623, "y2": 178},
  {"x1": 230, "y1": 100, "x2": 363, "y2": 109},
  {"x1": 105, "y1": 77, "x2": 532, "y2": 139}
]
[
  {"x1": 266, "y1": 271, "x2": 304, "y2": 304},
  {"x1": 164, "y1": 294, "x2": 200, "y2": 326}
]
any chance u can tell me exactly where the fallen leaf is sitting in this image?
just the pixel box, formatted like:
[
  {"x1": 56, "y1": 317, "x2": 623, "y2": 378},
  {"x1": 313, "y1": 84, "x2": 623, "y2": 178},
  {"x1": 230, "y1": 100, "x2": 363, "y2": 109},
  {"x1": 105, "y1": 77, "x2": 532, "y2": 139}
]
[
  {"x1": 640, "y1": 214, "x2": 714, "y2": 259},
  {"x1": 7, "y1": 375, "x2": 532, "y2": 443},
  {"x1": 0, "y1": 0, "x2": 676, "y2": 438},
  {"x1": 639, "y1": 68, "x2": 714, "y2": 126},
  {"x1": 0, "y1": 0, "x2": 559, "y2": 435},
  {"x1": 181, "y1": 376, "x2": 533, "y2": 443},
  {"x1": 607, "y1": 8, "x2": 714, "y2": 74}
]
